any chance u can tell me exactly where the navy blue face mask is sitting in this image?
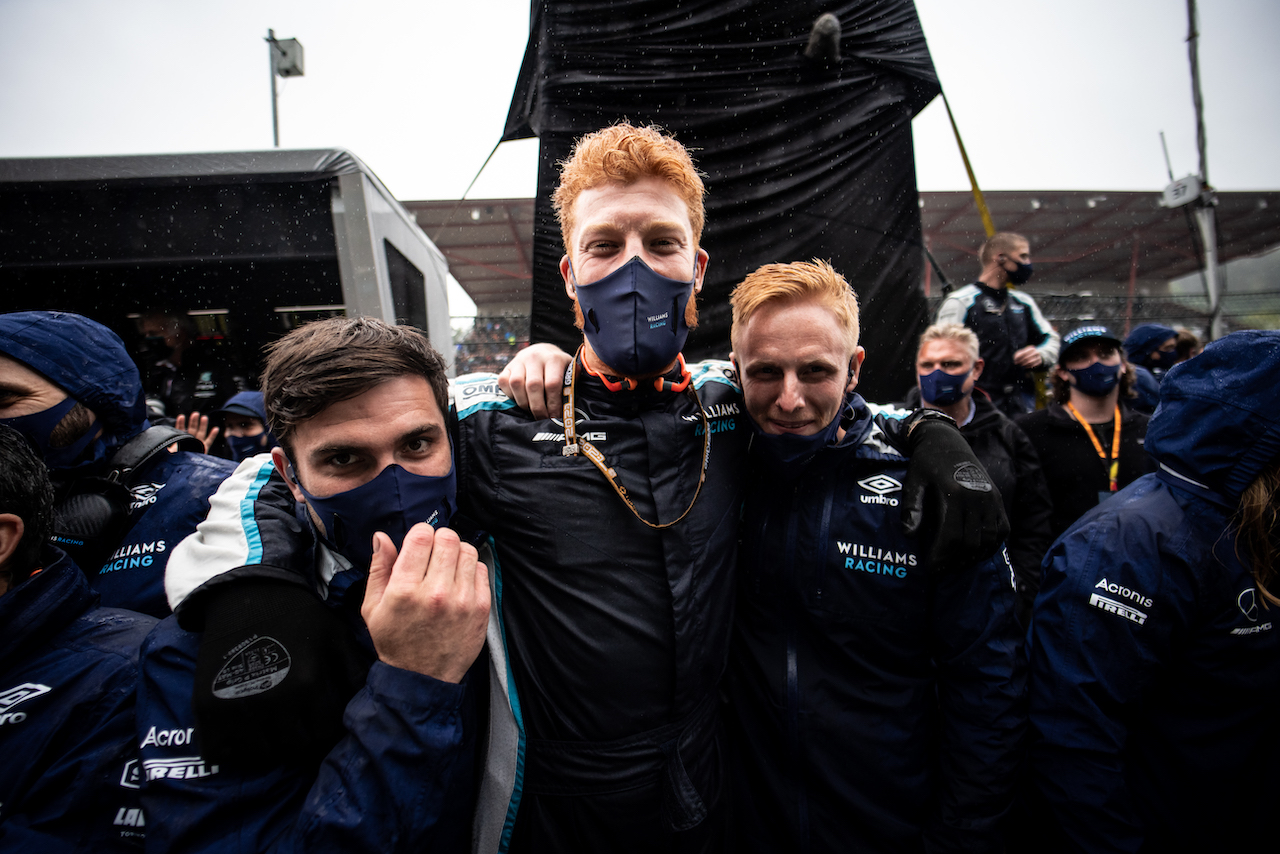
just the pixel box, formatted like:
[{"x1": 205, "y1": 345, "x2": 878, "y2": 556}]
[
  {"x1": 573, "y1": 255, "x2": 696, "y2": 377},
  {"x1": 1007, "y1": 260, "x2": 1034, "y2": 285},
  {"x1": 748, "y1": 397, "x2": 852, "y2": 466},
  {"x1": 918, "y1": 368, "x2": 971, "y2": 406},
  {"x1": 1068, "y1": 361, "x2": 1122, "y2": 397},
  {"x1": 0, "y1": 396, "x2": 105, "y2": 471},
  {"x1": 293, "y1": 462, "x2": 457, "y2": 570},
  {"x1": 227, "y1": 433, "x2": 269, "y2": 463}
]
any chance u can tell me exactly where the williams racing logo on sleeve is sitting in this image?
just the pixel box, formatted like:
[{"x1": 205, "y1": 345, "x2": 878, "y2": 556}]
[
  {"x1": 1088, "y1": 578, "x2": 1152, "y2": 626},
  {"x1": 857, "y1": 474, "x2": 902, "y2": 506},
  {"x1": 0, "y1": 682, "x2": 51, "y2": 726}
]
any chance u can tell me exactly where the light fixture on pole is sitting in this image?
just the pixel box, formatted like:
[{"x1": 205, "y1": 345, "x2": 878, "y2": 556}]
[{"x1": 266, "y1": 29, "x2": 305, "y2": 148}]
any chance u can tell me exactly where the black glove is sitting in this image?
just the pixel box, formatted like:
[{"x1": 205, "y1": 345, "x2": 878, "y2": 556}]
[
  {"x1": 193, "y1": 577, "x2": 373, "y2": 769},
  {"x1": 900, "y1": 411, "x2": 1010, "y2": 572}
]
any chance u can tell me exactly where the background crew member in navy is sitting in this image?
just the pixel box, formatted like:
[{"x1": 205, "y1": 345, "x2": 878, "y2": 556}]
[
  {"x1": 176, "y1": 124, "x2": 1008, "y2": 854},
  {"x1": 0, "y1": 311, "x2": 235, "y2": 617},
  {"x1": 723, "y1": 261, "x2": 1025, "y2": 853},
  {"x1": 1029, "y1": 330, "x2": 1280, "y2": 852},
  {"x1": 212, "y1": 390, "x2": 278, "y2": 462},
  {"x1": 935, "y1": 232, "x2": 1059, "y2": 417},
  {"x1": 0, "y1": 424, "x2": 157, "y2": 852},
  {"x1": 910, "y1": 322, "x2": 1052, "y2": 625},
  {"x1": 139, "y1": 317, "x2": 496, "y2": 854},
  {"x1": 1016, "y1": 325, "x2": 1155, "y2": 542},
  {"x1": 1121, "y1": 323, "x2": 1177, "y2": 415}
]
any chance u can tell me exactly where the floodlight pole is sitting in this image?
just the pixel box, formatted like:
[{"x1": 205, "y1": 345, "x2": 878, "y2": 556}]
[
  {"x1": 267, "y1": 29, "x2": 281, "y2": 148},
  {"x1": 1186, "y1": 0, "x2": 1224, "y2": 340}
]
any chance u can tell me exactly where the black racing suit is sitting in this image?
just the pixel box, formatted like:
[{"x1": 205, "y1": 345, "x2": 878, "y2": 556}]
[{"x1": 454, "y1": 358, "x2": 749, "y2": 853}]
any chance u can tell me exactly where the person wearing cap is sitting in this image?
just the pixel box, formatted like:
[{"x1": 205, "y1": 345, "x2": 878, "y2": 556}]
[
  {"x1": 212, "y1": 390, "x2": 278, "y2": 462},
  {"x1": 1122, "y1": 323, "x2": 1177, "y2": 415},
  {"x1": 0, "y1": 424, "x2": 157, "y2": 851},
  {"x1": 1015, "y1": 325, "x2": 1156, "y2": 542},
  {"x1": 935, "y1": 232, "x2": 1060, "y2": 418},
  {"x1": 1028, "y1": 330, "x2": 1280, "y2": 851},
  {"x1": 912, "y1": 322, "x2": 1053, "y2": 625},
  {"x1": 0, "y1": 311, "x2": 236, "y2": 618}
]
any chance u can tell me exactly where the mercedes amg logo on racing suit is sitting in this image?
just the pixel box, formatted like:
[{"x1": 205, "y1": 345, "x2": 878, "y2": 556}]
[{"x1": 1238, "y1": 588, "x2": 1259, "y2": 622}]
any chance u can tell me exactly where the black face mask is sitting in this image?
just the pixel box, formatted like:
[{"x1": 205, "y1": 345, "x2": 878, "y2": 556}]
[
  {"x1": 1006, "y1": 259, "x2": 1034, "y2": 285},
  {"x1": 137, "y1": 335, "x2": 173, "y2": 362}
]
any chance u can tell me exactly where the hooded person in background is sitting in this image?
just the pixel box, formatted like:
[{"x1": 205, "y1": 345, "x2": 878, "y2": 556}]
[
  {"x1": 1016, "y1": 325, "x2": 1156, "y2": 542},
  {"x1": 210, "y1": 391, "x2": 277, "y2": 462},
  {"x1": 1029, "y1": 330, "x2": 1280, "y2": 852},
  {"x1": 912, "y1": 322, "x2": 1052, "y2": 625},
  {"x1": 0, "y1": 311, "x2": 235, "y2": 617},
  {"x1": 0, "y1": 424, "x2": 157, "y2": 852},
  {"x1": 1121, "y1": 323, "x2": 1177, "y2": 415}
]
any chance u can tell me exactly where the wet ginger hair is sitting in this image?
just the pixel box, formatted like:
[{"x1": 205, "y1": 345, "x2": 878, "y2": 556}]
[
  {"x1": 730, "y1": 260, "x2": 860, "y2": 358},
  {"x1": 553, "y1": 123, "x2": 707, "y2": 255}
]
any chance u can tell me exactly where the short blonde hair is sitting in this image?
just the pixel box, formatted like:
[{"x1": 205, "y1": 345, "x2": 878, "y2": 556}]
[
  {"x1": 918, "y1": 322, "x2": 980, "y2": 365},
  {"x1": 553, "y1": 123, "x2": 706, "y2": 255},
  {"x1": 730, "y1": 260, "x2": 859, "y2": 357},
  {"x1": 979, "y1": 231, "x2": 1029, "y2": 266}
]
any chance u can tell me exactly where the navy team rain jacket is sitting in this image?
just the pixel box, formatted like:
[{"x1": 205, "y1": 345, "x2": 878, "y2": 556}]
[{"x1": 1029, "y1": 330, "x2": 1280, "y2": 852}]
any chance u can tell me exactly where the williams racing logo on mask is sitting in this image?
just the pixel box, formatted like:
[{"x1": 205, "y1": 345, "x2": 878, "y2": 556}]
[
  {"x1": 211, "y1": 635, "x2": 291, "y2": 699},
  {"x1": 857, "y1": 474, "x2": 902, "y2": 506},
  {"x1": 0, "y1": 682, "x2": 51, "y2": 726}
]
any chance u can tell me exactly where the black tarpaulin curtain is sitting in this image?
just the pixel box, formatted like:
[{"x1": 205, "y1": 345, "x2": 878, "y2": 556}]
[{"x1": 503, "y1": 0, "x2": 940, "y2": 401}]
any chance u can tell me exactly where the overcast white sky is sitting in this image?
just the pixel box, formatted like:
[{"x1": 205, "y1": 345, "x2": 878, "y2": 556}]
[
  {"x1": 3, "y1": 0, "x2": 1277, "y2": 201},
  {"x1": 2, "y1": 0, "x2": 1277, "y2": 317}
]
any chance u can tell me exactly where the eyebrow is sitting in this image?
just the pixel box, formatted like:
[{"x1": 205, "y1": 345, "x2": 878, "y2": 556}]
[
  {"x1": 579, "y1": 219, "x2": 687, "y2": 237},
  {"x1": 308, "y1": 423, "x2": 445, "y2": 461}
]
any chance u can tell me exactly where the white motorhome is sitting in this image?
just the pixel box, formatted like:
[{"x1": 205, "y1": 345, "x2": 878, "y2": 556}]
[{"x1": 0, "y1": 149, "x2": 453, "y2": 375}]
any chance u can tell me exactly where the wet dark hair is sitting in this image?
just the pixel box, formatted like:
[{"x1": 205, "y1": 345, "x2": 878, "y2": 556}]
[
  {"x1": 0, "y1": 424, "x2": 55, "y2": 581},
  {"x1": 261, "y1": 316, "x2": 449, "y2": 458}
]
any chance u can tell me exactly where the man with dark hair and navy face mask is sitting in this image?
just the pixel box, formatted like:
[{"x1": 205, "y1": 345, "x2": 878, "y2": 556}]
[
  {"x1": 936, "y1": 232, "x2": 1060, "y2": 418},
  {"x1": 0, "y1": 311, "x2": 235, "y2": 617},
  {"x1": 1017, "y1": 325, "x2": 1156, "y2": 541},
  {"x1": 138, "y1": 316, "x2": 500, "y2": 853}
]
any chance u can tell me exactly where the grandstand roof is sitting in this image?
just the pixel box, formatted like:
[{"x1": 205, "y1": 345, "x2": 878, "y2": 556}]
[
  {"x1": 405, "y1": 190, "x2": 1280, "y2": 314},
  {"x1": 921, "y1": 189, "x2": 1280, "y2": 292}
]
